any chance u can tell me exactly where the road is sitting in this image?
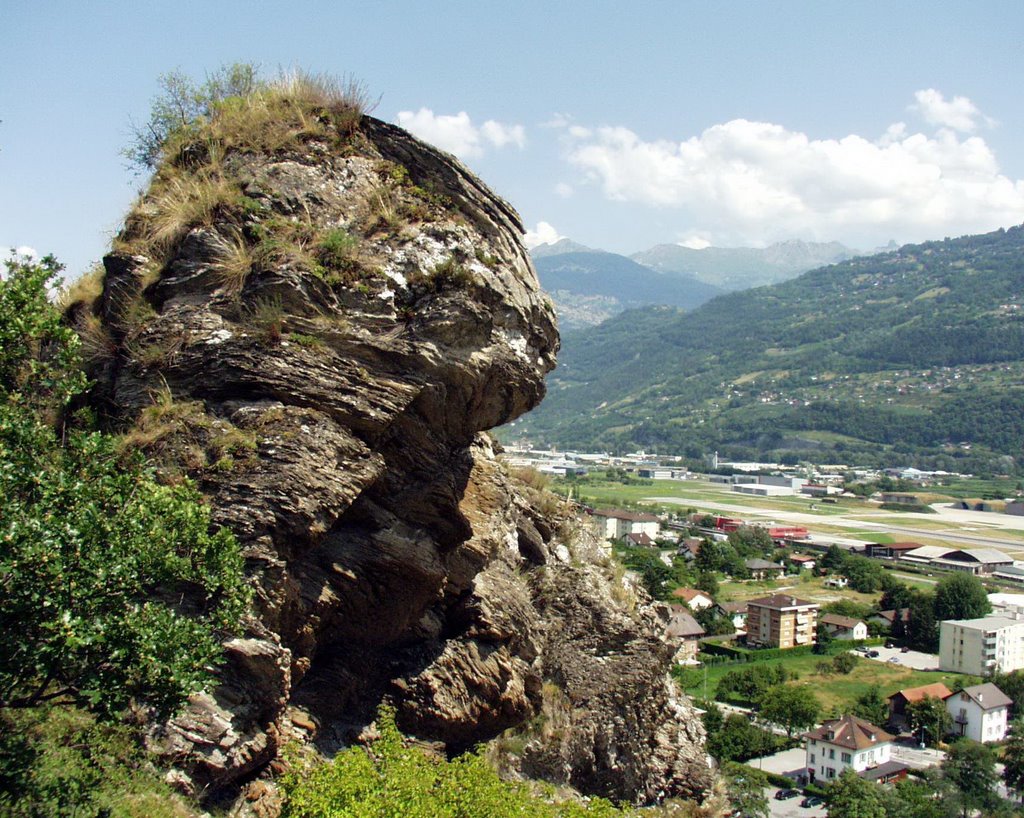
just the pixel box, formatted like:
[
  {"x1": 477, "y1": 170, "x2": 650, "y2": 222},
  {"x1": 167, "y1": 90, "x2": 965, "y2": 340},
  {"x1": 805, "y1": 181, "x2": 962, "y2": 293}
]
[{"x1": 648, "y1": 495, "x2": 1024, "y2": 554}]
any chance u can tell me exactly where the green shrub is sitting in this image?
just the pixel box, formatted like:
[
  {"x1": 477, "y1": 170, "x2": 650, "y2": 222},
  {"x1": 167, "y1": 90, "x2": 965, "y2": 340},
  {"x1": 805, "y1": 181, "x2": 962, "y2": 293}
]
[
  {"x1": 0, "y1": 706, "x2": 196, "y2": 818},
  {"x1": 280, "y1": 705, "x2": 625, "y2": 818}
]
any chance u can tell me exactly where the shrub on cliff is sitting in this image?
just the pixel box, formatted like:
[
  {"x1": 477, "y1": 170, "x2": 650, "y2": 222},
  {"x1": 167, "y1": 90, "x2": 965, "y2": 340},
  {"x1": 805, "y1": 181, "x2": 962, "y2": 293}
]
[
  {"x1": 0, "y1": 254, "x2": 249, "y2": 720},
  {"x1": 281, "y1": 705, "x2": 626, "y2": 818}
]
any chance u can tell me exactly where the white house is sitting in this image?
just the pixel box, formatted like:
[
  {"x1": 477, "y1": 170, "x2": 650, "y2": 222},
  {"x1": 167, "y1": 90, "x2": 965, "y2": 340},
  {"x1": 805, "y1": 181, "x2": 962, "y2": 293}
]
[
  {"x1": 592, "y1": 509, "x2": 660, "y2": 540},
  {"x1": 945, "y1": 683, "x2": 1013, "y2": 743},
  {"x1": 803, "y1": 715, "x2": 894, "y2": 783},
  {"x1": 820, "y1": 614, "x2": 868, "y2": 641},
  {"x1": 670, "y1": 587, "x2": 714, "y2": 611}
]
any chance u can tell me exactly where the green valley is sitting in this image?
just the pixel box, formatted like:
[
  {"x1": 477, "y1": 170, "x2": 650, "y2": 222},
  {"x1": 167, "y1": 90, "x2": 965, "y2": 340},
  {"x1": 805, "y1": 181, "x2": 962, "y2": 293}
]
[{"x1": 517, "y1": 226, "x2": 1024, "y2": 474}]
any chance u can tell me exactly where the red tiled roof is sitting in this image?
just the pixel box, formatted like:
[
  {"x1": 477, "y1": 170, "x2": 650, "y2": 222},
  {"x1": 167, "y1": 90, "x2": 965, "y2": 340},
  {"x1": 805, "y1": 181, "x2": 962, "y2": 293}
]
[{"x1": 888, "y1": 683, "x2": 953, "y2": 705}]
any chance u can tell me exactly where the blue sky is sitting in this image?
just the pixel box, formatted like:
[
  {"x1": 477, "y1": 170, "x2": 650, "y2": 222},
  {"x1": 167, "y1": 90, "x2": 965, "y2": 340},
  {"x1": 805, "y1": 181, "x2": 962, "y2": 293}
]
[{"x1": 2, "y1": 1, "x2": 1023, "y2": 279}]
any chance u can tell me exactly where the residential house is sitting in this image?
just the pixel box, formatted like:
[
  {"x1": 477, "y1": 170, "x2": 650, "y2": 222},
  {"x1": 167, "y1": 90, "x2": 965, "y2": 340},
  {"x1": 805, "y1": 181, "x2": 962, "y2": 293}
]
[
  {"x1": 788, "y1": 554, "x2": 817, "y2": 572},
  {"x1": 803, "y1": 715, "x2": 895, "y2": 783},
  {"x1": 665, "y1": 605, "x2": 705, "y2": 663},
  {"x1": 820, "y1": 614, "x2": 868, "y2": 641},
  {"x1": 824, "y1": 576, "x2": 849, "y2": 589},
  {"x1": 940, "y1": 616, "x2": 1024, "y2": 675},
  {"x1": 592, "y1": 509, "x2": 660, "y2": 541},
  {"x1": 671, "y1": 587, "x2": 714, "y2": 611},
  {"x1": 717, "y1": 601, "x2": 748, "y2": 632},
  {"x1": 625, "y1": 532, "x2": 655, "y2": 547},
  {"x1": 744, "y1": 558, "x2": 786, "y2": 581},
  {"x1": 886, "y1": 683, "x2": 954, "y2": 732},
  {"x1": 945, "y1": 683, "x2": 1013, "y2": 743},
  {"x1": 746, "y1": 595, "x2": 819, "y2": 649},
  {"x1": 870, "y1": 609, "x2": 910, "y2": 633}
]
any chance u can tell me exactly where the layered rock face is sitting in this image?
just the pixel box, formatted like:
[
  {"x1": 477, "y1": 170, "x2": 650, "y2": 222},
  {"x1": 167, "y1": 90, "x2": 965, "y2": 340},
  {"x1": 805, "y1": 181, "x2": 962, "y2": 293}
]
[{"x1": 76, "y1": 107, "x2": 710, "y2": 806}]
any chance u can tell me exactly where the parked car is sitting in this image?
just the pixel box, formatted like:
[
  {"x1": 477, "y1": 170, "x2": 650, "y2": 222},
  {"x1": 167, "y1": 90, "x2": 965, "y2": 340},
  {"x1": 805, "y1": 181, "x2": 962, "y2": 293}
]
[
  {"x1": 801, "y1": 795, "x2": 824, "y2": 807},
  {"x1": 901, "y1": 646, "x2": 910, "y2": 653},
  {"x1": 867, "y1": 650, "x2": 880, "y2": 658},
  {"x1": 885, "y1": 641, "x2": 894, "y2": 648},
  {"x1": 889, "y1": 657, "x2": 900, "y2": 663},
  {"x1": 775, "y1": 788, "x2": 800, "y2": 800}
]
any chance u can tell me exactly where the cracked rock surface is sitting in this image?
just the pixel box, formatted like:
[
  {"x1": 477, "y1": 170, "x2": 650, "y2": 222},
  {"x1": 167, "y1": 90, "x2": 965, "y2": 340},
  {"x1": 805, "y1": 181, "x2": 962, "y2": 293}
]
[{"x1": 78, "y1": 114, "x2": 710, "y2": 808}]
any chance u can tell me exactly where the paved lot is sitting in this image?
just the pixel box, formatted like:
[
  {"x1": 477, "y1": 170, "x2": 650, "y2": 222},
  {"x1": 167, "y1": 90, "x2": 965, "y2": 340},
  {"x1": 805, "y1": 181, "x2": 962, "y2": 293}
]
[
  {"x1": 858, "y1": 644, "x2": 939, "y2": 671},
  {"x1": 747, "y1": 749, "x2": 827, "y2": 818}
]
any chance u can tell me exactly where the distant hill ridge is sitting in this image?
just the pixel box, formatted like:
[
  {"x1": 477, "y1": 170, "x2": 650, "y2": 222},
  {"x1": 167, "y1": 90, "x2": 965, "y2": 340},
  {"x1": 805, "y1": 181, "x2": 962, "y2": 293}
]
[
  {"x1": 530, "y1": 236, "x2": 861, "y2": 328},
  {"x1": 517, "y1": 225, "x2": 1024, "y2": 475},
  {"x1": 631, "y1": 239, "x2": 859, "y2": 290}
]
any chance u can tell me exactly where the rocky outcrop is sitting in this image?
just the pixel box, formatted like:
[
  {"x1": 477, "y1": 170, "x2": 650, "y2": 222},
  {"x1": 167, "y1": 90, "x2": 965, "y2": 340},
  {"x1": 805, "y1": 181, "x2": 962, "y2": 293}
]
[{"x1": 76, "y1": 105, "x2": 709, "y2": 807}]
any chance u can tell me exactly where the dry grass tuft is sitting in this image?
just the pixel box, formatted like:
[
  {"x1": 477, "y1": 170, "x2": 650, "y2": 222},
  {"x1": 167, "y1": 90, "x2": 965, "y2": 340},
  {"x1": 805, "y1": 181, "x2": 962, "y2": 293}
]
[
  {"x1": 58, "y1": 263, "x2": 105, "y2": 311},
  {"x1": 209, "y1": 229, "x2": 254, "y2": 296},
  {"x1": 138, "y1": 172, "x2": 236, "y2": 252}
]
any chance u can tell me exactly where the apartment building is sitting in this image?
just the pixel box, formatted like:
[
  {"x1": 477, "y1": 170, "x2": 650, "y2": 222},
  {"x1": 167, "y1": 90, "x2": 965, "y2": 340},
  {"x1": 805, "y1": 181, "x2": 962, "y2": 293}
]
[
  {"x1": 746, "y1": 594, "x2": 819, "y2": 649},
  {"x1": 939, "y1": 615, "x2": 1024, "y2": 675}
]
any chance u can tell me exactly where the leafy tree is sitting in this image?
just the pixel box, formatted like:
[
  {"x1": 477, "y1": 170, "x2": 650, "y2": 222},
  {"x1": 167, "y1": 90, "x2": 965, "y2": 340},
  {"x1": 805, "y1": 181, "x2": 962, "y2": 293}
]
[
  {"x1": 705, "y1": 713, "x2": 779, "y2": 762},
  {"x1": 721, "y1": 762, "x2": 769, "y2": 818},
  {"x1": 124, "y1": 63, "x2": 260, "y2": 170},
  {"x1": 1002, "y1": 718, "x2": 1024, "y2": 803},
  {"x1": 880, "y1": 582, "x2": 915, "y2": 614},
  {"x1": 992, "y1": 669, "x2": 1024, "y2": 717},
  {"x1": 831, "y1": 652, "x2": 858, "y2": 675},
  {"x1": 826, "y1": 768, "x2": 889, "y2": 818},
  {"x1": 822, "y1": 544, "x2": 846, "y2": 571},
  {"x1": 814, "y1": 621, "x2": 834, "y2": 655},
  {"x1": 851, "y1": 685, "x2": 888, "y2": 727},
  {"x1": 906, "y1": 591, "x2": 939, "y2": 652},
  {"x1": 934, "y1": 573, "x2": 991, "y2": 622},
  {"x1": 695, "y1": 569, "x2": 719, "y2": 597},
  {"x1": 941, "y1": 740, "x2": 1000, "y2": 818},
  {"x1": 695, "y1": 605, "x2": 735, "y2": 636},
  {"x1": 726, "y1": 525, "x2": 773, "y2": 557},
  {"x1": 757, "y1": 684, "x2": 820, "y2": 738},
  {"x1": 906, "y1": 696, "x2": 951, "y2": 747},
  {"x1": 0, "y1": 256, "x2": 248, "y2": 719}
]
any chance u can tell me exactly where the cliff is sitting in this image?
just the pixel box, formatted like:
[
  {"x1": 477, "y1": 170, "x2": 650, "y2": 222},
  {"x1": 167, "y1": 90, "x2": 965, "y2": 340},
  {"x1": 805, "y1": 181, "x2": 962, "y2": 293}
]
[{"x1": 68, "y1": 81, "x2": 711, "y2": 810}]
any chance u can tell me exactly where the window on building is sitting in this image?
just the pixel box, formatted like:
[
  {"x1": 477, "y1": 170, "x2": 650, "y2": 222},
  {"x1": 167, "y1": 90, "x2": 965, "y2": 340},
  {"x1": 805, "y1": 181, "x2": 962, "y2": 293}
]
[
  {"x1": 810, "y1": 754, "x2": 816, "y2": 763},
  {"x1": 827, "y1": 768, "x2": 835, "y2": 779},
  {"x1": 829, "y1": 749, "x2": 835, "y2": 759},
  {"x1": 841, "y1": 752, "x2": 851, "y2": 763}
]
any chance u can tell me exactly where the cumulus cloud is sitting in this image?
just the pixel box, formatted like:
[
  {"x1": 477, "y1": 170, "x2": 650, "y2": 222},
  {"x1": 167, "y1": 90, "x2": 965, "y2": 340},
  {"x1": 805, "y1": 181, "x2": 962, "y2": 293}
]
[
  {"x1": 561, "y1": 91, "x2": 1024, "y2": 247},
  {"x1": 912, "y1": 88, "x2": 990, "y2": 133},
  {"x1": 396, "y1": 108, "x2": 525, "y2": 159},
  {"x1": 481, "y1": 120, "x2": 526, "y2": 149},
  {"x1": 523, "y1": 221, "x2": 564, "y2": 249}
]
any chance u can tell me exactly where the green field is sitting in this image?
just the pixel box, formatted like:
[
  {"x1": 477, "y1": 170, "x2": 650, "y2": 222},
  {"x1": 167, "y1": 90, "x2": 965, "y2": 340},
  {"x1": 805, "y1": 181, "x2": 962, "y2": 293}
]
[{"x1": 683, "y1": 652, "x2": 975, "y2": 713}]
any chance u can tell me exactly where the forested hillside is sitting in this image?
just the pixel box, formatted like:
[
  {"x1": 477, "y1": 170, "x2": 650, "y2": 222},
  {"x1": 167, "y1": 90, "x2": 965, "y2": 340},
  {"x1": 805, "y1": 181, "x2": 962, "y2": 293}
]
[{"x1": 516, "y1": 226, "x2": 1024, "y2": 474}]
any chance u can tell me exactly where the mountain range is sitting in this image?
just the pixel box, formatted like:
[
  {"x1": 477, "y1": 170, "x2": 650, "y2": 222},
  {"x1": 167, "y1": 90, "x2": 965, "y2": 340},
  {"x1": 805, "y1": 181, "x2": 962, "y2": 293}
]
[
  {"x1": 532, "y1": 237, "x2": 862, "y2": 329},
  {"x1": 517, "y1": 225, "x2": 1024, "y2": 475}
]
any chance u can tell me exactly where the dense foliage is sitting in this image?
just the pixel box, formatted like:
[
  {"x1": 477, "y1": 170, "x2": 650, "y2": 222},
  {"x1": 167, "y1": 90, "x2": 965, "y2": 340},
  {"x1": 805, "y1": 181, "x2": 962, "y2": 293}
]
[
  {"x1": 519, "y1": 226, "x2": 1024, "y2": 473},
  {"x1": 281, "y1": 706, "x2": 625, "y2": 818},
  {"x1": 0, "y1": 256, "x2": 248, "y2": 719}
]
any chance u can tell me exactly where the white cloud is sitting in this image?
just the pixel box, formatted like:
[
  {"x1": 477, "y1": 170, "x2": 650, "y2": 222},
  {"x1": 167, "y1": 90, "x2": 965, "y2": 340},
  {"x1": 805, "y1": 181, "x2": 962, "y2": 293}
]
[
  {"x1": 481, "y1": 120, "x2": 526, "y2": 149},
  {"x1": 523, "y1": 221, "x2": 564, "y2": 249},
  {"x1": 563, "y1": 92, "x2": 1024, "y2": 247},
  {"x1": 912, "y1": 88, "x2": 990, "y2": 133},
  {"x1": 554, "y1": 182, "x2": 574, "y2": 198},
  {"x1": 396, "y1": 108, "x2": 525, "y2": 159},
  {"x1": 678, "y1": 235, "x2": 711, "y2": 250}
]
